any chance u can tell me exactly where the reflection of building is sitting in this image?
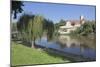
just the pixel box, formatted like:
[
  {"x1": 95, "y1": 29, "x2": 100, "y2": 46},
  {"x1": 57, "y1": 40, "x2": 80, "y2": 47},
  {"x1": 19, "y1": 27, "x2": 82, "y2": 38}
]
[
  {"x1": 58, "y1": 35, "x2": 80, "y2": 48},
  {"x1": 58, "y1": 16, "x2": 85, "y2": 34}
]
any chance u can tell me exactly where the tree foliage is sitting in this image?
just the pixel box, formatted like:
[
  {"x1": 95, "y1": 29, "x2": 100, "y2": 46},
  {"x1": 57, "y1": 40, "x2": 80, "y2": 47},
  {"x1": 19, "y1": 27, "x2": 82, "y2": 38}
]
[
  {"x1": 71, "y1": 21, "x2": 96, "y2": 36},
  {"x1": 55, "y1": 19, "x2": 66, "y2": 30},
  {"x1": 46, "y1": 20, "x2": 54, "y2": 40},
  {"x1": 12, "y1": 1, "x2": 24, "y2": 19},
  {"x1": 17, "y1": 14, "x2": 54, "y2": 47}
]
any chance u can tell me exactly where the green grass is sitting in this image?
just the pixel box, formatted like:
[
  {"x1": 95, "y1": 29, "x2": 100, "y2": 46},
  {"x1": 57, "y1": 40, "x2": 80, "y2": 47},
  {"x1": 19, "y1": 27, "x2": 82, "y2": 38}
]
[{"x1": 11, "y1": 41, "x2": 70, "y2": 66}]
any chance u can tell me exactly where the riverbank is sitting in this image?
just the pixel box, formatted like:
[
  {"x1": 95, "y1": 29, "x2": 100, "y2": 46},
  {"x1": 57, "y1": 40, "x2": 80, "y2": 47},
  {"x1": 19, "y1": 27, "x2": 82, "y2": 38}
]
[
  {"x1": 34, "y1": 44, "x2": 96, "y2": 62},
  {"x1": 11, "y1": 41, "x2": 71, "y2": 66}
]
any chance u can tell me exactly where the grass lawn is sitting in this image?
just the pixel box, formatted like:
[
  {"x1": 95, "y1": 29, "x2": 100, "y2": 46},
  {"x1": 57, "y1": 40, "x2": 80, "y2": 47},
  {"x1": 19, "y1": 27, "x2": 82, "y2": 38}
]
[{"x1": 11, "y1": 41, "x2": 70, "y2": 66}]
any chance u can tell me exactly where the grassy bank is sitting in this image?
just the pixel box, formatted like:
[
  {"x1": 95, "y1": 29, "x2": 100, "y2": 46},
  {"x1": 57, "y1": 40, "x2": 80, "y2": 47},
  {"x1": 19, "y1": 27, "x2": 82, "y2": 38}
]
[{"x1": 11, "y1": 41, "x2": 70, "y2": 66}]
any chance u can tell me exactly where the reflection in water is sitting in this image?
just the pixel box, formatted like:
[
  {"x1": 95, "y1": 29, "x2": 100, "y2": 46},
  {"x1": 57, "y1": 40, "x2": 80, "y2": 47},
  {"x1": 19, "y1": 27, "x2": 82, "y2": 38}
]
[
  {"x1": 57, "y1": 35, "x2": 80, "y2": 48},
  {"x1": 36, "y1": 35, "x2": 96, "y2": 59}
]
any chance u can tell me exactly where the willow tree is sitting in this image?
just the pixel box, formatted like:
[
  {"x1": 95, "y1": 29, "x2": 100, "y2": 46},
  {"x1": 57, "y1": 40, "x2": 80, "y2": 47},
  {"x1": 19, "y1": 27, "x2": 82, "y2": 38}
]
[
  {"x1": 43, "y1": 19, "x2": 54, "y2": 40},
  {"x1": 47, "y1": 20, "x2": 54, "y2": 40},
  {"x1": 17, "y1": 14, "x2": 54, "y2": 48},
  {"x1": 17, "y1": 14, "x2": 33, "y2": 41},
  {"x1": 27, "y1": 15, "x2": 44, "y2": 48}
]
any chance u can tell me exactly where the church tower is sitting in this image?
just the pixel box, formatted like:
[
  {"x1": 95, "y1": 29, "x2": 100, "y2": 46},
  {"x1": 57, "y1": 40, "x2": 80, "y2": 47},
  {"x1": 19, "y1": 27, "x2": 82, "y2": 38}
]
[{"x1": 80, "y1": 15, "x2": 85, "y2": 24}]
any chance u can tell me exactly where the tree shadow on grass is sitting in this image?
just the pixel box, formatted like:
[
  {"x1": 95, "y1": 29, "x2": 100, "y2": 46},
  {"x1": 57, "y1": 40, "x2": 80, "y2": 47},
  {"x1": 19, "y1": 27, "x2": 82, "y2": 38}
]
[
  {"x1": 21, "y1": 41, "x2": 32, "y2": 47},
  {"x1": 12, "y1": 40, "x2": 32, "y2": 48}
]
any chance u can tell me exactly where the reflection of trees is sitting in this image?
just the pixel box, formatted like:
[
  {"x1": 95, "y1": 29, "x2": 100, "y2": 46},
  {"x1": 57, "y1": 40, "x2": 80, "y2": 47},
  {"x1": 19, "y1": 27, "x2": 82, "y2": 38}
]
[
  {"x1": 56, "y1": 35, "x2": 96, "y2": 50},
  {"x1": 75, "y1": 36, "x2": 96, "y2": 50},
  {"x1": 56, "y1": 41, "x2": 67, "y2": 48},
  {"x1": 56, "y1": 41, "x2": 78, "y2": 49}
]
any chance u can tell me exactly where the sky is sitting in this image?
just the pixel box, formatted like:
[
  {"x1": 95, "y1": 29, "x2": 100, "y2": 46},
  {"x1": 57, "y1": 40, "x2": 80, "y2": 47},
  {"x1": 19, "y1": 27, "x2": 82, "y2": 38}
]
[{"x1": 12, "y1": 1, "x2": 96, "y2": 23}]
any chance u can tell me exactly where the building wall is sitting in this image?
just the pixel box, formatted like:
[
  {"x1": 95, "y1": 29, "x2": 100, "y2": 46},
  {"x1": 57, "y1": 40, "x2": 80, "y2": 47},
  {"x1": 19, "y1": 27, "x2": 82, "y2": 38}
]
[
  {"x1": 58, "y1": 22, "x2": 81, "y2": 34},
  {"x1": 58, "y1": 16, "x2": 85, "y2": 34}
]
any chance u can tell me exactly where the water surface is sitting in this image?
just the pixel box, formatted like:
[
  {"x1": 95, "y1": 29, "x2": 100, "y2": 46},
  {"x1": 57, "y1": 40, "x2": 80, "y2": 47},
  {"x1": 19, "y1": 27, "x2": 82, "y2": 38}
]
[{"x1": 36, "y1": 35, "x2": 96, "y2": 60}]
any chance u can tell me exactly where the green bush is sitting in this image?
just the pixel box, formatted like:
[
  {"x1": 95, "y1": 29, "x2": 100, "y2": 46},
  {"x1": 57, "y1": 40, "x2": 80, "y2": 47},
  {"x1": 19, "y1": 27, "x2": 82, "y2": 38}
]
[{"x1": 70, "y1": 21, "x2": 96, "y2": 36}]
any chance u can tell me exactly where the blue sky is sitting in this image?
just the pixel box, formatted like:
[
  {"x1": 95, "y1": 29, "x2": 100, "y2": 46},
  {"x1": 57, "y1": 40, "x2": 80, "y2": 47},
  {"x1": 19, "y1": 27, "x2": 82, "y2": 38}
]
[{"x1": 12, "y1": 2, "x2": 96, "y2": 23}]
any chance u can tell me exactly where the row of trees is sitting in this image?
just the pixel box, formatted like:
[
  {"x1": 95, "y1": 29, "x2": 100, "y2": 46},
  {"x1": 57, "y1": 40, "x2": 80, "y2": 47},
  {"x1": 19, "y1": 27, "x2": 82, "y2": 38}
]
[
  {"x1": 14, "y1": 14, "x2": 54, "y2": 48},
  {"x1": 71, "y1": 21, "x2": 96, "y2": 36}
]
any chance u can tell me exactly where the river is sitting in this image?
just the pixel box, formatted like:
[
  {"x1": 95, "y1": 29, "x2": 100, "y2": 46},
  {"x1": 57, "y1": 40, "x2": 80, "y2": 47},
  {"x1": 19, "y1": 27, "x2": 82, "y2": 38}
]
[{"x1": 35, "y1": 35, "x2": 96, "y2": 60}]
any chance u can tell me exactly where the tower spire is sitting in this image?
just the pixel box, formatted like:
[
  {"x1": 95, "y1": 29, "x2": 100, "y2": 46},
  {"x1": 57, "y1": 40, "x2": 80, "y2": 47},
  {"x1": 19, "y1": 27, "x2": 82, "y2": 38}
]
[{"x1": 80, "y1": 15, "x2": 85, "y2": 24}]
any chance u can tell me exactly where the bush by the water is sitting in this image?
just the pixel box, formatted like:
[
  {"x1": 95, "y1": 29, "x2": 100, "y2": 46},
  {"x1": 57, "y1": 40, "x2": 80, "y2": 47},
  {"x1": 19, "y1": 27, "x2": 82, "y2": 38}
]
[{"x1": 70, "y1": 21, "x2": 96, "y2": 36}]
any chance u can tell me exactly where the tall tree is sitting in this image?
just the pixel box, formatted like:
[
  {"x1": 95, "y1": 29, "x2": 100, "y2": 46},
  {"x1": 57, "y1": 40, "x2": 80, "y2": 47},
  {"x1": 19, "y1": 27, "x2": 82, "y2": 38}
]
[
  {"x1": 17, "y1": 14, "x2": 54, "y2": 48},
  {"x1": 30, "y1": 15, "x2": 44, "y2": 47},
  {"x1": 47, "y1": 20, "x2": 54, "y2": 40},
  {"x1": 17, "y1": 14, "x2": 33, "y2": 41}
]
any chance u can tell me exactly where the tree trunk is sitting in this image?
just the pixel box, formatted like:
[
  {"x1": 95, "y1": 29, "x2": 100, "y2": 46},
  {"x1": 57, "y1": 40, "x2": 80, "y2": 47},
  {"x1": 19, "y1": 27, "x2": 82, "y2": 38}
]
[{"x1": 31, "y1": 41, "x2": 34, "y2": 48}]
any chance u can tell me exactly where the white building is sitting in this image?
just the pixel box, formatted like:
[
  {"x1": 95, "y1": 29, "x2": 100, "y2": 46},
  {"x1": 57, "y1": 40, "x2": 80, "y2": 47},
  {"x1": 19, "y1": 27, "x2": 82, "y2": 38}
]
[{"x1": 58, "y1": 16, "x2": 85, "y2": 34}]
